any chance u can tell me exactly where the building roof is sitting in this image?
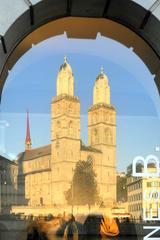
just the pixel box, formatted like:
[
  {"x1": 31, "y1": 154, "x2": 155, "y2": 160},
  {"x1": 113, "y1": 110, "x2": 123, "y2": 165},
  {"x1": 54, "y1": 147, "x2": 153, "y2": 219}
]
[
  {"x1": 52, "y1": 94, "x2": 79, "y2": 103},
  {"x1": 80, "y1": 141, "x2": 102, "y2": 153},
  {"x1": 0, "y1": 155, "x2": 17, "y2": 165},
  {"x1": 18, "y1": 144, "x2": 51, "y2": 161},
  {"x1": 18, "y1": 140, "x2": 102, "y2": 162},
  {"x1": 88, "y1": 103, "x2": 115, "y2": 112}
]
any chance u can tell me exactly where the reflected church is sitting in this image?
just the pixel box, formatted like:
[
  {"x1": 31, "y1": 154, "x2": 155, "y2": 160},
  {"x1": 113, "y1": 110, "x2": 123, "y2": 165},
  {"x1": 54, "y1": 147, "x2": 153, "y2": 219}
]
[{"x1": 17, "y1": 57, "x2": 117, "y2": 207}]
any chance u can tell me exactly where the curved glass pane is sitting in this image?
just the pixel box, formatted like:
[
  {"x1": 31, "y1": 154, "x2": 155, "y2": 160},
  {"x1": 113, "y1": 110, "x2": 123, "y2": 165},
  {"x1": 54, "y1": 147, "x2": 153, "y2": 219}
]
[{"x1": 0, "y1": 33, "x2": 160, "y2": 239}]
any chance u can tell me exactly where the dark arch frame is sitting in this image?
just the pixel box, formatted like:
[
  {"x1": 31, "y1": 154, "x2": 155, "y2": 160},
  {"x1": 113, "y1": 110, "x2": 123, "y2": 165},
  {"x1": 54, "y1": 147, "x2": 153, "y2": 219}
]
[{"x1": 0, "y1": 0, "x2": 160, "y2": 101}]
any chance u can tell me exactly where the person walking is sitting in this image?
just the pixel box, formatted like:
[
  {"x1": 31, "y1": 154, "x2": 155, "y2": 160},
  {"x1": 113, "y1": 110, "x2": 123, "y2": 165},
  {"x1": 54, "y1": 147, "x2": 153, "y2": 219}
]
[{"x1": 63, "y1": 214, "x2": 78, "y2": 240}]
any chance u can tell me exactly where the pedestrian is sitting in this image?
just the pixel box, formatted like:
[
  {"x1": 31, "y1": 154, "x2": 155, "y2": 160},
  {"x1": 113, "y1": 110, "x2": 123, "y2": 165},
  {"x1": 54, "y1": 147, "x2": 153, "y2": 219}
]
[{"x1": 63, "y1": 214, "x2": 78, "y2": 240}]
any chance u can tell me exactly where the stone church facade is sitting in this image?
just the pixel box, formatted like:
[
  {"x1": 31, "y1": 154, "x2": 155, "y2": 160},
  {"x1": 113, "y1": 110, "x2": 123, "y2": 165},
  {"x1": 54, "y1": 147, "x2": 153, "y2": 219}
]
[{"x1": 18, "y1": 57, "x2": 117, "y2": 207}]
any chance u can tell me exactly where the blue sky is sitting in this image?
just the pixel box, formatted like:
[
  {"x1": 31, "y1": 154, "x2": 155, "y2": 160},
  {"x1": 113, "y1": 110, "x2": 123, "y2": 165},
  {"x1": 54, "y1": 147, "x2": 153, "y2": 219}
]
[{"x1": 0, "y1": 34, "x2": 160, "y2": 171}]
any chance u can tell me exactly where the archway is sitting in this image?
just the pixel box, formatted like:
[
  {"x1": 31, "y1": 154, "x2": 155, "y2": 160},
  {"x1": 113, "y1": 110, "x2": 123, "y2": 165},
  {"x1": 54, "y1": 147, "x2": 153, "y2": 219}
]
[{"x1": 1, "y1": 1, "x2": 160, "y2": 227}]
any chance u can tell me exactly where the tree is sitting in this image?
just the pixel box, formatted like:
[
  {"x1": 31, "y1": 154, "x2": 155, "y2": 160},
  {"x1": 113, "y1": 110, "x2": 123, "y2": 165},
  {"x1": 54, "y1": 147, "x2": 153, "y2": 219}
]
[{"x1": 65, "y1": 158, "x2": 99, "y2": 208}]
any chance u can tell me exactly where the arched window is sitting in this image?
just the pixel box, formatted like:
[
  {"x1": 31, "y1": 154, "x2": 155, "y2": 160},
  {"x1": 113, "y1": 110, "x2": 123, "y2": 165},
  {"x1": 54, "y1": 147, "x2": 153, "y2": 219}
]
[
  {"x1": 93, "y1": 128, "x2": 98, "y2": 143},
  {"x1": 94, "y1": 112, "x2": 98, "y2": 123},
  {"x1": 56, "y1": 134, "x2": 59, "y2": 148},
  {"x1": 110, "y1": 133, "x2": 113, "y2": 144},
  {"x1": 105, "y1": 128, "x2": 110, "y2": 143},
  {"x1": 68, "y1": 103, "x2": 72, "y2": 113},
  {"x1": 105, "y1": 112, "x2": 109, "y2": 122},
  {"x1": 57, "y1": 121, "x2": 61, "y2": 137},
  {"x1": 105, "y1": 128, "x2": 113, "y2": 144},
  {"x1": 68, "y1": 121, "x2": 73, "y2": 136},
  {"x1": 57, "y1": 104, "x2": 60, "y2": 114}
]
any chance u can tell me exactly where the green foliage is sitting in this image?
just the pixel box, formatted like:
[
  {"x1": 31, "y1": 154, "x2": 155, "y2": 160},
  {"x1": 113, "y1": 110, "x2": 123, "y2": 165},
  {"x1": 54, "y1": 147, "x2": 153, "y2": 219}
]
[{"x1": 65, "y1": 159, "x2": 99, "y2": 206}]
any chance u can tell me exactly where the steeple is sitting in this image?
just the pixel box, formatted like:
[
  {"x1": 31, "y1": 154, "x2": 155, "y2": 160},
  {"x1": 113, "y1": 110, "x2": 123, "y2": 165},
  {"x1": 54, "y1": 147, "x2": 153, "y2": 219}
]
[
  {"x1": 56, "y1": 56, "x2": 74, "y2": 96},
  {"x1": 64, "y1": 55, "x2": 67, "y2": 63},
  {"x1": 93, "y1": 67, "x2": 110, "y2": 105},
  {"x1": 25, "y1": 111, "x2": 32, "y2": 151},
  {"x1": 100, "y1": 66, "x2": 104, "y2": 74}
]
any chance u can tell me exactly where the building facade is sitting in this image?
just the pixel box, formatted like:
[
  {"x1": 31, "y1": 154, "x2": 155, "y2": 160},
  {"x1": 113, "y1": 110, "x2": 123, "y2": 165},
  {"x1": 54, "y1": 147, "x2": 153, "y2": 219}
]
[
  {"x1": 127, "y1": 164, "x2": 160, "y2": 219},
  {"x1": 117, "y1": 172, "x2": 127, "y2": 203},
  {"x1": 0, "y1": 155, "x2": 18, "y2": 214},
  {"x1": 17, "y1": 58, "x2": 117, "y2": 207}
]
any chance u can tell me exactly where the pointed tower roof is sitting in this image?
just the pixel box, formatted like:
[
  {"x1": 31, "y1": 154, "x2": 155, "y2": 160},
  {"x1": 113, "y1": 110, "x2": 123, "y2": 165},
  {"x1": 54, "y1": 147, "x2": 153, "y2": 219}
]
[
  {"x1": 25, "y1": 111, "x2": 32, "y2": 151},
  {"x1": 96, "y1": 66, "x2": 108, "y2": 83},
  {"x1": 56, "y1": 56, "x2": 74, "y2": 96},
  {"x1": 93, "y1": 67, "x2": 110, "y2": 105},
  {"x1": 59, "y1": 56, "x2": 72, "y2": 73}
]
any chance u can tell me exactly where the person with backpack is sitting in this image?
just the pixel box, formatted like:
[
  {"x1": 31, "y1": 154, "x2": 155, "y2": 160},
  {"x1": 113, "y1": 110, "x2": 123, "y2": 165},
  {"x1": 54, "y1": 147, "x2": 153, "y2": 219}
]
[{"x1": 63, "y1": 214, "x2": 78, "y2": 240}]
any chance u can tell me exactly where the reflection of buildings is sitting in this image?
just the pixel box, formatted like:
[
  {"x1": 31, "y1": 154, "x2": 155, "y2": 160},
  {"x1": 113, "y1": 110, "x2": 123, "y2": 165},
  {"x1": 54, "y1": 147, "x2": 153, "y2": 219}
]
[
  {"x1": 111, "y1": 202, "x2": 129, "y2": 219},
  {"x1": 16, "y1": 57, "x2": 117, "y2": 207},
  {"x1": 117, "y1": 172, "x2": 127, "y2": 202},
  {"x1": 113, "y1": 172, "x2": 129, "y2": 219},
  {"x1": 0, "y1": 155, "x2": 18, "y2": 214},
  {"x1": 127, "y1": 164, "x2": 160, "y2": 219}
]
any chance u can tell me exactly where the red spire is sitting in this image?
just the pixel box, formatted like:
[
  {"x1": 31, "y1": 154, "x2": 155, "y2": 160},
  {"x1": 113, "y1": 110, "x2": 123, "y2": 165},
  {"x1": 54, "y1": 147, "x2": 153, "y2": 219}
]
[{"x1": 25, "y1": 111, "x2": 32, "y2": 150}]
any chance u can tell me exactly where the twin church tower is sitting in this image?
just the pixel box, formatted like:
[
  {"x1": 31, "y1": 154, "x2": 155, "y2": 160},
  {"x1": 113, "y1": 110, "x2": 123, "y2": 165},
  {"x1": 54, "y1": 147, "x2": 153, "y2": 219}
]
[{"x1": 22, "y1": 57, "x2": 116, "y2": 207}]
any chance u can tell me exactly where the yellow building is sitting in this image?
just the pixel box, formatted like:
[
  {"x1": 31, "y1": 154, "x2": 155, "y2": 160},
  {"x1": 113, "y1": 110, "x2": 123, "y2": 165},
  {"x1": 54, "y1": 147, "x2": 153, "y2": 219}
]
[
  {"x1": 127, "y1": 164, "x2": 160, "y2": 219},
  {"x1": 17, "y1": 57, "x2": 117, "y2": 208}
]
